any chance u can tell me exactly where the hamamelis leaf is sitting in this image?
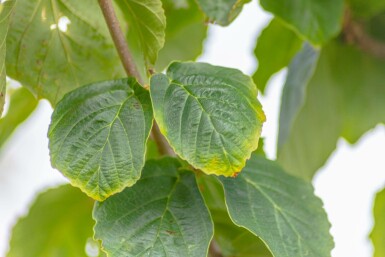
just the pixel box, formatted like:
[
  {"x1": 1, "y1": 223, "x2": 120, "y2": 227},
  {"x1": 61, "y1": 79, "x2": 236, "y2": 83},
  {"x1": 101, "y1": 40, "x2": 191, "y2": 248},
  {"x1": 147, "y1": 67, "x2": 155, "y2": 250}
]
[
  {"x1": 48, "y1": 78, "x2": 152, "y2": 201},
  {"x1": 0, "y1": 0, "x2": 15, "y2": 116},
  {"x1": 150, "y1": 62, "x2": 265, "y2": 177},
  {"x1": 220, "y1": 155, "x2": 334, "y2": 257},
  {"x1": 93, "y1": 158, "x2": 214, "y2": 257},
  {"x1": 6, "y1": 0, "x2": 125, "y2": 105}
]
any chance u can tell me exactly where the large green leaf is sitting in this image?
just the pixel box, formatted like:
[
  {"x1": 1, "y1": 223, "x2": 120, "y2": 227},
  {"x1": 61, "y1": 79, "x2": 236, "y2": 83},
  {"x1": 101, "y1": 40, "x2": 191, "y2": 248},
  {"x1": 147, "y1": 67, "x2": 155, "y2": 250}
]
[
  {"x1": 48, "y1": 78, "x2": 153, "y2": 201},
  {"x1": 195, "y1": 0, "x2": 251, "y2": 26},
  {"x1": 155, "y1": 0, "x2": 207, "y2": 71},
  {"x1": 371, "y1": 187, "x2": 385, "y2": 257},
  {"x1": 93, "y1": 158, "x2": 214, "y2": 257},
  {"x1": 259, "y1": 0, "x2": 344, "y2": 44},
  {"x1": 198, "y1": 175, "x2": 273, "y2": 257},
  {"x1": 0, "y1": 87, "x2": 38, "y2": 149},
  {"x1": 6, "y1": 0, "x2": 124, "y2": 105},
  {"x1": 0, "y1": 0, "x2": 15, "y2": 116},
  {"x1": 278, "y1": 42, "x2": 385, "y2": 180},
  {"x1": 7, "y1": 185, "x2": 98, "y2": 257},
  {"x1": 114, "y1": 0, "x2": 166, "y2": 68},
  {"x1": 220, "y1": 155, "x2": 334, "y2": 257},
  {"x1": 253, "y1": 18, "x2": 302, "y2": 93},
  {"x1": 150, "y1": 62, "x2": 265, "y2": 177}
]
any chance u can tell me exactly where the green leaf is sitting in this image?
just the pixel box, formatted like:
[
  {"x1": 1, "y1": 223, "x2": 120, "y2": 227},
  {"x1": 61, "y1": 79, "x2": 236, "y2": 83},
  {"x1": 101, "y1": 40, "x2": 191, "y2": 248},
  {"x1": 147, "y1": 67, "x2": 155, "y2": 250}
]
[
  {"x1": 0, "y1": 87, "x2": 38, "y2": 149},
  {"x1": 93, "y1": 158, "x2": 214, "y2": 257},
  {"x1": 114, "y1": 0, "x2": 166, "y2": 67},
  {"x1": 155, "y1": 0, "x2": 207, "y2": 71},
  {"x1": 253, "y1": 18, "x2": 302, "y2": 93},
  {"x1": 220, "y1": 155, "x2": 334, "y2": 257},
  {"x1": 48, "y1": 78, "x2": 153, "y2": 201},
  {"x1": 278, "y1": 42, "x2": 385, "y2": 180},
  {"x1": 348, "y1": 0, "x2": 385, "y2": 17},
  {"x1": 6, "y1": 0, "x2": 125, "y2": 105},
  {"x1": 7, "y1": 185, "x2": 97, "y2": 257},
  {"x1": 195, "y1": 0, "x2": 251, "y2": 26},
  {"x1": 371, "y1": 187, "x2": 385, "y2": 257},
  {"x1": 277, "y1": 44, "x2": 320, "y2": 151},
  {"x1": 198, "y1": 175, "x2": 273, "y2": 257},
  {"x1": 150, "y1": 62, "x2": 266, "y2": 177},
  {"x1": 0, "y1": 0, "x2": 15, "y2": 116},
  {"x1": 259, "y1": 0, "x2": 344, "y2": 44}
]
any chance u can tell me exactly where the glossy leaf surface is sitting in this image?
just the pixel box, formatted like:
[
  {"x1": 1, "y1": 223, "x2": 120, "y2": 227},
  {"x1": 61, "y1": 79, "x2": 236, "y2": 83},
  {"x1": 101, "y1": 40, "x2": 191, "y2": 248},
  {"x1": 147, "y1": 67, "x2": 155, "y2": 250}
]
[
  {"x1": 6, "y1": 0, "x2": 124, "y2": 105},
  {"x1": 0, "y1": 87, "x2": 38, "y2": 149},
  {"x1": 253, "y1": 19, "x2": 302, "y2": 93},
  {"x1": 150, "y1": 62, "x2": 265, "y2": 177},
  {"x1": 93, "y1": 158, "x2": 214, "y2": 257},
  {"x1": 259, "y1": 0, "x2": 344, "y2": 44},
  {"x1": 221, "y1": 155, "x2": 334, "y2": 257},
  {"x1": 49, "y1": 79, "x2": 152, "y2": 201},
  {"x1": 0, "y1": 0, "x2": 15, "y2": 115},
  {"x1": 195, "y1": 0, "x2": 251, "y2": 26},
  {"x1": 7, "y1": 185, "x2": 97, "y2": 257},
  {"x1": 371, "y1": 187, "x2": 385, "y2": 257}
]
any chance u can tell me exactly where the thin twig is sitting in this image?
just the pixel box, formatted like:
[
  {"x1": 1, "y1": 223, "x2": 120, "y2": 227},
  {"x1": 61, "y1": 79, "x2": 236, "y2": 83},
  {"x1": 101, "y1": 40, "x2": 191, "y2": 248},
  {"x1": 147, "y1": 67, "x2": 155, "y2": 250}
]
[
  {"x1": 98, "y1": 0, "x2": 173, "y2": 156},
  {"x1": 151, "y1": 122, "x2": 175, "y2": 156},
  {"x1": 98, "y1": 0, "x2": 143, "y2": 84},
  {"x1": 343, "y1": 9, "x2": 385, "y2": 59}
]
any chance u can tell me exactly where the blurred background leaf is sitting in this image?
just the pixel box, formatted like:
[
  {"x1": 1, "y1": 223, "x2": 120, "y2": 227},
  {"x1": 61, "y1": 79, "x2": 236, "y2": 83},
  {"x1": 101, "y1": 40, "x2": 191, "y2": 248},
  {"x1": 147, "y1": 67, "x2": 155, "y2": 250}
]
[
  {"x1": 7, "y1": 185, "x2": 103, "y2": 257},
  {"x1": 0, "y1": 87, "x2": 38, "y2": 150}
]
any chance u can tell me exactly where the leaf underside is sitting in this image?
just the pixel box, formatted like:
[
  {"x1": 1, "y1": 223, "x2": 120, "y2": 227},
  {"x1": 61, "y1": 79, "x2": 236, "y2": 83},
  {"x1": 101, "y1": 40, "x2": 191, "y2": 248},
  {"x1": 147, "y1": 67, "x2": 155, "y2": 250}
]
[{"x1": 6, "y1": 0, "x2": 125, "y2": 105}]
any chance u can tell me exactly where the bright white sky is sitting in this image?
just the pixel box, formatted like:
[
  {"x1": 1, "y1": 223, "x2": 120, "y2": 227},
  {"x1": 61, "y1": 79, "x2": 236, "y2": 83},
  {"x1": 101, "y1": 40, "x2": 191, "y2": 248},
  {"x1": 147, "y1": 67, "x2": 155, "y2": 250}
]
[{"x1": 1, "y1": 1, "x2": 385, "y2": 256}]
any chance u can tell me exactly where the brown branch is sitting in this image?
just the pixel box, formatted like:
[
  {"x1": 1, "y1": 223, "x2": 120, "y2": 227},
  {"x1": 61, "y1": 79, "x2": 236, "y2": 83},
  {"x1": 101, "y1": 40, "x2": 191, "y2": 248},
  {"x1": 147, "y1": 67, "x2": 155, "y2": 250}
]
[
  {"x1": 343, "y1": 9, "x2": 385, "y2": 59},
  {"x1": 151, "y1": 122, "x2": 175, "y2": 156},
  {"x1": 98, "y1": 0, "x2": 143, "y2": 84},
  {"x1": 209, "y1": 241, "x2": 224, "y2": 257},
  {"x1": 98, "y1": 0, "x2": 173, "y2": 156}
]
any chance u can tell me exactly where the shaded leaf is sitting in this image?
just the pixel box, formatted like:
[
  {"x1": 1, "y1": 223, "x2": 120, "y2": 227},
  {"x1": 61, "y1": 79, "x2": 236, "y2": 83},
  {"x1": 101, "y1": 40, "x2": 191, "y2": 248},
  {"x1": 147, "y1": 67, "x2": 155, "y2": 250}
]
[
  {"x1": 93, "y1": 158, "x2": 214, "y2": 257},
  {"x1": 371, "y1": 187, "x2": 385, "y2": 257},
  {"x1": 278, "y1": 42, "x2": 385, "y2": 180},
  {"x1": 114, "y1": 0, "x2": 166, "y2": 67},
  {"x1": 253, "y1": 18, "x2": 302, "y2": 93},
  {"x1": 277, "y1": 44, "x2": 320, "y2": 151},
  {"x1": 6, "y1": 0, "x2": 125, "y2": 105},
  {"x1": 7, "y1": 185, "x2": 98, "y2": 257},
  {"x1": 48, "y1": 78, "x2": 153, "y2": 201},
  {"x1": 195, "y1": 0, "x2": 251, "y2": 26},
  {"x1": 220, "y1": 155, "x2": 334, "y2": 257},
  {"x1": 0, "y1": 87, "x2": 38, "y2": 149},
  {"x1": 0, "y1": 0, "x2": 15, "y2": 115},
  {"x1": 259, "y1": 0, "x2": 344, "y2": 44},
  {"x1": 150, "y1": 62, "x2": 265, "y2": 177},
  {"x1": 198, "y1": 175, "x2": 273, "y2": 257},
  {"x1": 155, "y1": 0, "x2": 207, "y2": 71},
  {"x1": 348, "y1": 0, "x2": 385, "y2": 17}
]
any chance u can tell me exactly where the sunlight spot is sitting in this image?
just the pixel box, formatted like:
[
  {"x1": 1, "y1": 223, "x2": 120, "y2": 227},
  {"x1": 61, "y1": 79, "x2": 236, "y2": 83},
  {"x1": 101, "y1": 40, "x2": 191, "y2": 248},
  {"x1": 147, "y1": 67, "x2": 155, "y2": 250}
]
[
  {"x1": 58, "y1": 16, "x2": 70, "y2": 32},
  {"x1": 85, "y1": 238, "x2": 100, "y2": 257}
]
